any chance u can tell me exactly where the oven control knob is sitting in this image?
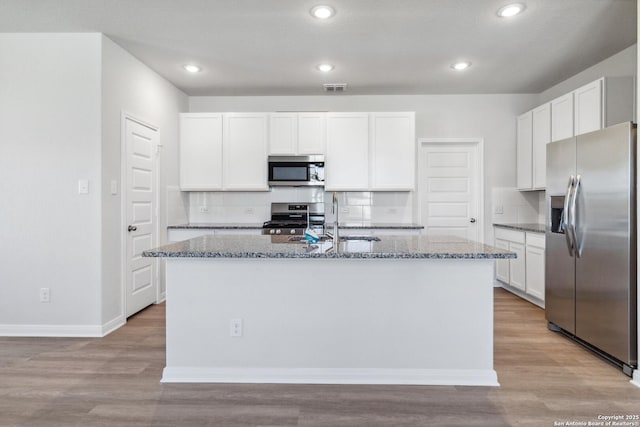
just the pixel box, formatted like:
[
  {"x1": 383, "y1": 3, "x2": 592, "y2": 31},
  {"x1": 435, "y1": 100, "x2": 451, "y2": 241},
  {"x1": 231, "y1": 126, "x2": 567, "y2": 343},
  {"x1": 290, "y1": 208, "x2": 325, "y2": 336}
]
[
  {"x1": 290, "y1": 229, "x2": 296, "y2": 234},
  {"x1": 269, "y1": 229, "x2": 275, "y2": 235},
  {"x1": 275, "y1": 229, "x2": 281, "y2": 234}
]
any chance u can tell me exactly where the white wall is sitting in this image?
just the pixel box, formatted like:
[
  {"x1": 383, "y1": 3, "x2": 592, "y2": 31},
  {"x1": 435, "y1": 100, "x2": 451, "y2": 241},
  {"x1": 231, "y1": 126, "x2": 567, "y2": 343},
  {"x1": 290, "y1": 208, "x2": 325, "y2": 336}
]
[
  {"x1": 101, "y1": 36, "x2": 188, "y2": 324},
  {"x1": 189, "y1": 94, "x2": 538, "y2": 242},
  {"x1": 538, "y1": 44, "x2": 637, "y2": 104},
  {"x1": 0, "y1": 34, "x2": 103, "y2": 329}
]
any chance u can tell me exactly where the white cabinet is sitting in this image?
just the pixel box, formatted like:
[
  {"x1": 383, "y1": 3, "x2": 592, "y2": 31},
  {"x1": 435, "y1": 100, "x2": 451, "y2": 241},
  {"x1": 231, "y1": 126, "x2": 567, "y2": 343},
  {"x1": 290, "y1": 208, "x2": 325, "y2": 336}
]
[
  {"x1": 525, "y1": 232, "x2": 545, "y2": 301},
  {"x1": 269, "y1": 112, "x2": 326, "y2": 155},
  {"x1": 370, "y1": 112, "x2": 416, "y2": 190},
  {"x1": 551, "y1": 93, "x2": 574, "y2": 142},
  {"x1": 180, "y1": 113, "x2": 268, "y2": 191},
  {"x1": 532, "y1": 103, "x2": 550, "y2": 189},
  {"x1": 325, "y1": 112, "x2": 370, "y2": 190},
  {"x1": 516, "y1": 111, "x2": 532, "y2": 190},
  {"x1": 574, "y1": 79, "x2": 603, "y2": 136},
  {"x1": 223, "y1": 113, "x2": 269, "y2": 191},
  {"x1": 325, "y1": 112, "x2": 415, "y2": 191},
  {"x1": 494, "y1": 227, "x2": 545, "y2": 306},
  {"x1": 180, "y1": 113, "x2": 223, "y2": 191}
]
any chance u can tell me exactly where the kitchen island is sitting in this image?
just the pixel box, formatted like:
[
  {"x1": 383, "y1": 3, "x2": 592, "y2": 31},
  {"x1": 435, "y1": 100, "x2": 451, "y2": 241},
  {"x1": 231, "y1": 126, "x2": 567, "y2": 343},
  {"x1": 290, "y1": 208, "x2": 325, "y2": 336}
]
[{"x1": 144, "y1": 234, "x2": 514, "y2": 386}]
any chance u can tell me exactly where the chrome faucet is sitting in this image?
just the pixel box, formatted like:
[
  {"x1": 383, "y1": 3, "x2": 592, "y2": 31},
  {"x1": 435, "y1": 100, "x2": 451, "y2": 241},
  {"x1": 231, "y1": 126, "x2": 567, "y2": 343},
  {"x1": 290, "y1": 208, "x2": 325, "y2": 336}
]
[{"x1": 332, "y1": 191, "x2": 339, "y2": 248}]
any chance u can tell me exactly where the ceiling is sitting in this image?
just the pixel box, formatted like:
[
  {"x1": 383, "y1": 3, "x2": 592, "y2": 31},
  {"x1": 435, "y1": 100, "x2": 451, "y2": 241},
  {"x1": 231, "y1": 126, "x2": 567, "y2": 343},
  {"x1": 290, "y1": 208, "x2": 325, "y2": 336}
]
[{"x1": 0, "y1": 0, "x2": 636, "y2": 96}]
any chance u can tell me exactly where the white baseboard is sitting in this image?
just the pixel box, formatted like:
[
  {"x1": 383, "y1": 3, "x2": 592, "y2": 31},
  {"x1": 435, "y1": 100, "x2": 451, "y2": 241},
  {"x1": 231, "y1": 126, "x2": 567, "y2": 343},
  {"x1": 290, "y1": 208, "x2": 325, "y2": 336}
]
[
  {"x1": 0, "y1": 316, "x2": 126, "y2": 338},
  {"x1": 101, "y1": 315, "x2": 126, "y2": 336},
  {"x1": 161, "y1": 367, "x2": 500, "y2": 387}
]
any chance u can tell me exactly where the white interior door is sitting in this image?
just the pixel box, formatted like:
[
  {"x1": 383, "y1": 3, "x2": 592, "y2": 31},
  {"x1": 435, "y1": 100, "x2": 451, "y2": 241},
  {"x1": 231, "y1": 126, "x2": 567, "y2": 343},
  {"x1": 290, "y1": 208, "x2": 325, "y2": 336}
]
[
  {"x1": 125, "y1": 117, "x2": 158, "y2": 317},
  {"x1": 419, "y1": 140, "x2": 482, "y2": 242}
]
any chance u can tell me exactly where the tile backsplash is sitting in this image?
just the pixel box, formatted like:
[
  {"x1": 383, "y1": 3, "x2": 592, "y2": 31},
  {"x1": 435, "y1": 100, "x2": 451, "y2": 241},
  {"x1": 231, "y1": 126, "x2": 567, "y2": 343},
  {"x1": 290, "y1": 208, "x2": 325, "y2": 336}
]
[
  {"x1": 491, "y1": 187, "x2": 545, "y2": 224},
  {"x1": 187, "y1": 188, "x2": 414, "y2": 224}
]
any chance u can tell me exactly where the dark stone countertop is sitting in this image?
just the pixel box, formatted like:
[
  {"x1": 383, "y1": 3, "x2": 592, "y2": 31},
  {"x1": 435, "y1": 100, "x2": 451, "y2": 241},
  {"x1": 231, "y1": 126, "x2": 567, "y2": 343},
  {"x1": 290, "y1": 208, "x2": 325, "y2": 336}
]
[{"x1": 493, "y1": 223, "x2": 545, "y2": 233}]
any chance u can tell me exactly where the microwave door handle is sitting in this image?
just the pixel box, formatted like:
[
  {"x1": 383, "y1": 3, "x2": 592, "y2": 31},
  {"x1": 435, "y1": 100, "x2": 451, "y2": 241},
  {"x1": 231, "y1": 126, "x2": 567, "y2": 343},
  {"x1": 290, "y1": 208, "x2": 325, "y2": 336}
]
[
  {"x1": 571, "y1": 174, "x2": 582, "y2": 258},
  {"x1": 562, "y1": 176, "x2": 575, "y2": 256}
]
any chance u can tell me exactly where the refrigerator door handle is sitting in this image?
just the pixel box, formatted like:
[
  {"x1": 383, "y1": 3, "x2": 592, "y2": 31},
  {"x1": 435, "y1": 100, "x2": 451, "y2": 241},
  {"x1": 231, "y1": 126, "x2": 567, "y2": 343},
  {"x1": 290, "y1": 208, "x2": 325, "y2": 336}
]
[
  {"x1": 562, "y1": 175, "x2": 575, "y2": 256},
  {"x1": 571, "y1": 174, "x2": 582, "y2": 258}
]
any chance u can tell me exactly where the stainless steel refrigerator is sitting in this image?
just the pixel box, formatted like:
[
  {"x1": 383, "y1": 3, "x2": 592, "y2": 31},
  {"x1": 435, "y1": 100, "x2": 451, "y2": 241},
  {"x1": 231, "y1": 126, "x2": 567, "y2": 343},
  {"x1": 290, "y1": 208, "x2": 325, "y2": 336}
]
[{"x1": 546, "y1": 121, "x2": 637, "y2": 375}]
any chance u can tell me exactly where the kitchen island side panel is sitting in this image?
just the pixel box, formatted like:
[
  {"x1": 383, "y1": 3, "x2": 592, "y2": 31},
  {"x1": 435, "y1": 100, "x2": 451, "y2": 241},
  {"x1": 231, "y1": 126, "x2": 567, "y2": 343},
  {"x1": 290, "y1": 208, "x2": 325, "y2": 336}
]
[{"x1": 163, "y1": 257, "x2": 496, "y2": 385}]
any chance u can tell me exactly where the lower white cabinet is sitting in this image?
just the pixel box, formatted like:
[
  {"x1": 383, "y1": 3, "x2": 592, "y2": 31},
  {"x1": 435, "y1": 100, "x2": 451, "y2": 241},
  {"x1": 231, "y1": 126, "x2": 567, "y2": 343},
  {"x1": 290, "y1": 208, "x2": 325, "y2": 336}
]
[
  {"x1": 524, "y1": 232, "x2": 545, "y2": 301},
  {"x1": 494, "y1": 227, "x2": 545, "y2": 306}
]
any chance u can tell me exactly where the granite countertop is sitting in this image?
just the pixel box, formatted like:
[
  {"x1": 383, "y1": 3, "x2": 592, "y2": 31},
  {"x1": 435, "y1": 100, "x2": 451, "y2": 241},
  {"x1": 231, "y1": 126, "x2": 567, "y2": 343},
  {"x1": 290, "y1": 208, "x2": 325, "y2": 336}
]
[
  {"x1": 143, "y1": 234, "x2": 515, "y2": 260},
  {"x1": 168, "y1": 223, "x2": 424, "y2": 230},
  {"x1": 493, "y1": 223, "x2": 545, "y2": 233},
  {"x1": 338, "y1": 223, "x2": 424, "y2": 229},
  {"x1": 168, "y1": 223, "x2": 263, "y2": 229}
]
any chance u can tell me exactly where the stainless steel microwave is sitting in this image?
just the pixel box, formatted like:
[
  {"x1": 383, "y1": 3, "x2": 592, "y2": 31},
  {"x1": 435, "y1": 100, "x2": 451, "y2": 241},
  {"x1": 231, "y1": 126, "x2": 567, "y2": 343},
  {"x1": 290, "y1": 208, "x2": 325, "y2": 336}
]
[{"x1": 268, "y1": 155, "x2": 325, "y2": 187}]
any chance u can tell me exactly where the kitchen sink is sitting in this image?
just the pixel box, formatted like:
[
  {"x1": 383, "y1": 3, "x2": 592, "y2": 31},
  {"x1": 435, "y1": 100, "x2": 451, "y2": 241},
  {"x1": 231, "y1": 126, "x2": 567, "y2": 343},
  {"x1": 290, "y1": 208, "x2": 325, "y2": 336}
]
[{"x1": 287, "y1": 235, "x2": 381, "y2": 243}]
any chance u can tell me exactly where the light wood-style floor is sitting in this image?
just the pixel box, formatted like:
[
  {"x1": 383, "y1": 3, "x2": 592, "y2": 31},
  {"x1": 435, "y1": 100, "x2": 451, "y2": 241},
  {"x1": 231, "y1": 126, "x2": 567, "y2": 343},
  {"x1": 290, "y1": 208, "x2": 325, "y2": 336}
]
[{"x1": 1, "y1": 288, "x2": 638, "y2": 426}]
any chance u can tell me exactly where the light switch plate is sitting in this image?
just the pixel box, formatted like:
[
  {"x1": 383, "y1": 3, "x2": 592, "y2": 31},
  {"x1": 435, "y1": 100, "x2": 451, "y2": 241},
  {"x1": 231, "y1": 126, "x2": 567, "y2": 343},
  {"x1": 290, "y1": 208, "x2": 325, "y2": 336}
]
[
  {"x1": 110, "y1": 180, "x2": 118, "y2": 195},
  {"x1": 78, "y1": 179, "x2": 89, "y2": 195}
]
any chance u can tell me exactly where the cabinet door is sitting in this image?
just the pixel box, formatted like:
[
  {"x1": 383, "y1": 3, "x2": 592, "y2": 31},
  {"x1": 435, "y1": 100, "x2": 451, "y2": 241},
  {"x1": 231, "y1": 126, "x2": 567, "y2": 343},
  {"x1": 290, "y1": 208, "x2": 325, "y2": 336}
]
[
  {"x1": 574, "y1": 78, "x2": 603, "y2": 136},
  {"x1": 532, "y1": 103, "x2": 550, "y2": 189},
  {"x1": 297, "y1": 113, "x2": 326, "y2": 155},
  {"x1": 325, "y1": 113, "x2": 370, "y2": 190},
  {"x1": 269, "y1": 113, "x2": 297, "y2": 155},
  {"x1": 509, "y1": 242, "x2": 526, "y2": 291},
  {"x1": 494, "y1": 238, "x2": 510, "y2": 284},
  {"x1": 525, "y1": 244, "x2": 545, "y2": 301},
  {"x1": 551, "y1": 93, "x2": 574, "y2": 142},
  {"x1": 180, "y1": 113, "x2": 223, "y2": 190},
  {"x1": 516, "y1": 111, "x2": 533, "y2": 190},
  {"x1": 223, "y1": 113, "x2": 269, "y2": 191},
  {"x1": 370, "y1": 112, "x2": 415, "y2": 190}
]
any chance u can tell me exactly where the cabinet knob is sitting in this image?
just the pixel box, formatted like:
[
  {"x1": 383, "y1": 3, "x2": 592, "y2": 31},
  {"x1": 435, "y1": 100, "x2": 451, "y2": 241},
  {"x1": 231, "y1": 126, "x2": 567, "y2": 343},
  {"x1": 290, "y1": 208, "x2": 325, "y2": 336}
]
[{"x1": 470, "y1": 218, "x2": 476, "y2": 223}]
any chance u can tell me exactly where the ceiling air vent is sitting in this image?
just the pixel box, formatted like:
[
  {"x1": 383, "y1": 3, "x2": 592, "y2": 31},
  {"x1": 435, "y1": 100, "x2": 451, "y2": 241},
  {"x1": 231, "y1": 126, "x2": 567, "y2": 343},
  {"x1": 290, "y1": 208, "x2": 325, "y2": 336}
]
[{"x1": 323, "y1": 83, "x2": 347, "y2": 93}]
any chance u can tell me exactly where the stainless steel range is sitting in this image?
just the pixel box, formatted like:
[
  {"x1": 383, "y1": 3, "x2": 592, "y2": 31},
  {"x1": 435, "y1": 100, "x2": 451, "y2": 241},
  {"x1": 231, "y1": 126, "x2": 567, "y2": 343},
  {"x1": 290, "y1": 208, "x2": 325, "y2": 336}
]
[{"x1": 262, "y1": 203, "x2": 325, "y2": 236}]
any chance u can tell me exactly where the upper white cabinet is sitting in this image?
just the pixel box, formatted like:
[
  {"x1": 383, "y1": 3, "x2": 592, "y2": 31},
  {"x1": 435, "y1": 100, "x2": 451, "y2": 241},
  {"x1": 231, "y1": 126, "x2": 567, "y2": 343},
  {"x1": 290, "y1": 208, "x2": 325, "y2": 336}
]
[
  {"x1": 574, "y1": 79, "x2": 603, "y2": 136},
  {"x1": 531, "y1": 103, "x2": 550, "y2": 189},
  {"x1": 325, "y1": 113, "x2": 370, "y2": 190},
  {"x1": 179, "y1": 113, "x2": 268, "y2": 191},
  {"x1": 223, "y1": 113, "x2": 269, "y2": 191},
  {"x1": 516, "y1": 111, "x2": 533, "y2": 190},
  {"x1": 325, "y1": 112, "x2": 416, "y2": 191},
  {"x1": 551, "y1": 93, "x2": 574, "y2": 142},
  {"x1": 268, "y1": 112, "x2": 326, "y2": 155},
  {"x1": 370, "y1": 112, "x2": 416, "y2": 190},
  {"x1": 180, "y1": 113, "x2": 223, "y2": 191}
]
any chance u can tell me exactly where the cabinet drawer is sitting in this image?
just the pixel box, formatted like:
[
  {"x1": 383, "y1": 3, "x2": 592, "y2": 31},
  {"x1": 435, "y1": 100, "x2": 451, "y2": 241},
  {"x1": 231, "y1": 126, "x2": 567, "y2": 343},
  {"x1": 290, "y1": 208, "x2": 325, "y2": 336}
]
[
  {"x1": 526, "y1": 232, "x2": 545, "y2": 249},
  {"x1": 494, "y1": 227, "x2": 525, "y2": 244}
]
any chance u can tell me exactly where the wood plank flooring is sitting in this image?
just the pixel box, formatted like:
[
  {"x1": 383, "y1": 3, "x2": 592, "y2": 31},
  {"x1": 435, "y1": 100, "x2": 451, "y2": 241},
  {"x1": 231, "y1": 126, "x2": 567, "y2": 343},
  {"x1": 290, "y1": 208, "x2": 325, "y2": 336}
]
[{"x1": 1, "y1": 288, "x2": 638, "y2": 426}]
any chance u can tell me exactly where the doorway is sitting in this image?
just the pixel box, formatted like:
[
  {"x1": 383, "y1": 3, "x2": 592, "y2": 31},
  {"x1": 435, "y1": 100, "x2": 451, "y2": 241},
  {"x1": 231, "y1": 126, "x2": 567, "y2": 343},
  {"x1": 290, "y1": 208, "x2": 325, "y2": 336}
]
[
  {"x1": 122, "y1": 115, "x2": 159, "y2": 317},
  {"x1": 418, "y1": 139, "x2": 484, "y2": 242}
]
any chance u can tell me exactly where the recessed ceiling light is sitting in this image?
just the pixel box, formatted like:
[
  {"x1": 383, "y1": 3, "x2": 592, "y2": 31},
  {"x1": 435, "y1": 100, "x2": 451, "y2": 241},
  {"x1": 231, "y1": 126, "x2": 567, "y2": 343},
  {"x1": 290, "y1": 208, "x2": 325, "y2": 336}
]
[
  {"x1": 310, "y1": 5, "x2": 335, "y2": 19},
  {"x1": 451, "y1": 61, "x2": 471, "y2": 71},
  {"x1": 317, "y1": 63, "x2": 334, "y2": 72},
  {"x1": 497, "y1": 3, "x2": 526, "y2": 18},
  {"x1": 183, "y1": 64, "x2": 201, "y2": 73}
]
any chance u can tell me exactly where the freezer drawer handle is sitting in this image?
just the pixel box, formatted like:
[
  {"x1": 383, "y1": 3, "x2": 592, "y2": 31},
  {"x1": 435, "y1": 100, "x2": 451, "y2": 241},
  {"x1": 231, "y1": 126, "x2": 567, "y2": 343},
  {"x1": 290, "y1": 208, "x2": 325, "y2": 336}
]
[
  {"x1": 570, "y1": 174, "x2": 582, "y2": 258},
  {"x1": 563, "y1": 176, "x2": 575, "y2": 256}
]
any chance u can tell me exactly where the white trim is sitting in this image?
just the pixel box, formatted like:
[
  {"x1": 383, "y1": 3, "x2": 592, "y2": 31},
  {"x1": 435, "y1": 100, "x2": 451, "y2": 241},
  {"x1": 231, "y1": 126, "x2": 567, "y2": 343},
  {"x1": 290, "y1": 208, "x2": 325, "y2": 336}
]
[
  {"x1": 121, "y1": 111, "x2": 161, "y2": 319},
  {"x1": 417, "y1": 138, "x2": 485, "y2": 243},
  {"x1": 101, "y1": 315, "x2": 126, "y2": 336},
  {"x1": 161, "y1": 367, "x2": 499, "y2": 387}
]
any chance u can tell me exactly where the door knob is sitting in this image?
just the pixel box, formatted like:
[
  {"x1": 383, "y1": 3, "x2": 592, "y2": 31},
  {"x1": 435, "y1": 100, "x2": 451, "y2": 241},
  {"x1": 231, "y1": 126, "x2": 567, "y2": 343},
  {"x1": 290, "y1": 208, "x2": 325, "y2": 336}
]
[
  {"x1": 128, "y1": 225, "x2": 137, "y2": 232},
  {"x1": 470, "y1": 218, "x2": 476, "y2": 223}
]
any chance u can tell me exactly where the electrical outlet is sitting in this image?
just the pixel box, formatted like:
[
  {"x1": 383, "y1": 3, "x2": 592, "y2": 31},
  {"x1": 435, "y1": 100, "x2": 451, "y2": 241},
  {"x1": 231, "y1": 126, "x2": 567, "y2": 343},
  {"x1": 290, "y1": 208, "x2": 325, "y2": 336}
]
[
  {"x1": 494, "y1": 205, "x2": 504, "y2": 214},
  {"x1": 387, "y1": 208, "x2": 398, "y2": 214},
  {"x1": 244, "y1": 207, "x2": 254, "y2": 215},
  {"x1": 199, "y1": 206, "x2": 209, "y2": 213},
  {"x1": 230, "y1": 318, "x2": 243, "y2": 337},
  {"x1": 340, "y1": 207, "x2": 349, "y2": 214},
  {"x1": 39, "y1": 288, "x2": 50, "y2": 303}
]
